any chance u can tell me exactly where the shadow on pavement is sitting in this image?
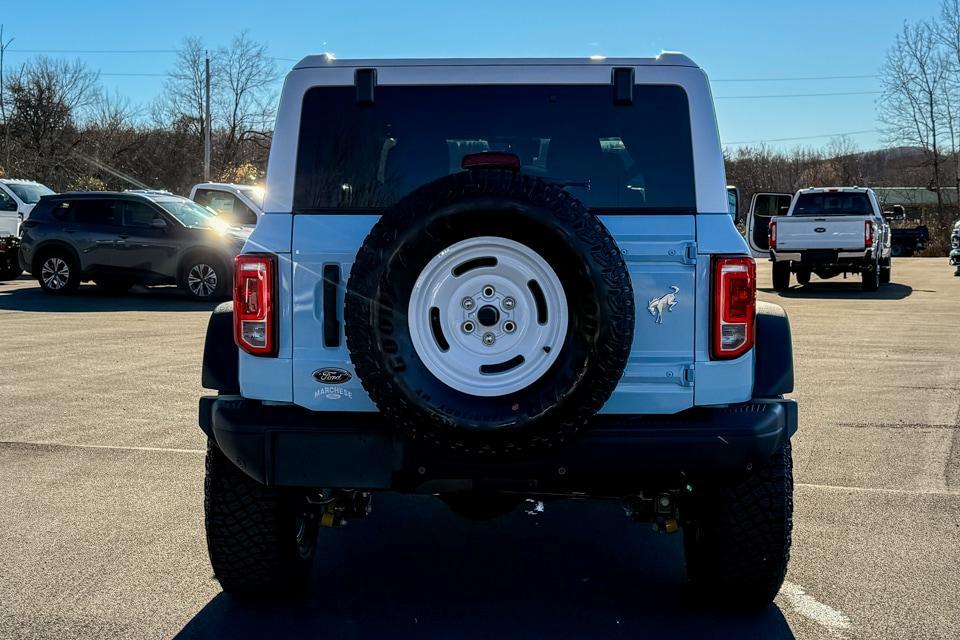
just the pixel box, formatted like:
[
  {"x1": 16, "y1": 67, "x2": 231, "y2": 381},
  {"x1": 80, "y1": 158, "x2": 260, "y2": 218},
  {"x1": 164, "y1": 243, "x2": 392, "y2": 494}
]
[
  {"x1": 176, "y1": 495, "x2": 794, "y2": 640},
  {"x1": 0, "y1": 279, "x2": 218, "y2": 312},
  {"x1": 759, "y1": 281, "x2": 913, "y2": 300}
]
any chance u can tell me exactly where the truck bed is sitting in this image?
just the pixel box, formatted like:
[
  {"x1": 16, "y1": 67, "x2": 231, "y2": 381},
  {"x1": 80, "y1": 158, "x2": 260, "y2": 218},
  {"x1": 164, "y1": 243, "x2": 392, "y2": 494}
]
[{"x1": 775, "y1": 215, "x2": 866, "y2": 251}]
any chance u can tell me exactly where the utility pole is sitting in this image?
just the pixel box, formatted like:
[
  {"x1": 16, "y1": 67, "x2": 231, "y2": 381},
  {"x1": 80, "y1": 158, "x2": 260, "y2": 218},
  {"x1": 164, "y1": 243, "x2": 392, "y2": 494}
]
[
  {"x1": 0, "y1": 25, "x2": 13, "y2": 172},
  {"x1": 203, "y1": 51, "x2": 211, "y2": 181}
]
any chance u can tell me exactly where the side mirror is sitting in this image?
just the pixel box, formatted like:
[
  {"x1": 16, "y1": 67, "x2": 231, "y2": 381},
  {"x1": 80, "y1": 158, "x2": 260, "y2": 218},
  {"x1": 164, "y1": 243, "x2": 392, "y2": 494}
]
[{"x1": 150, "y1": 218, "x2": 168, "y2": 229}]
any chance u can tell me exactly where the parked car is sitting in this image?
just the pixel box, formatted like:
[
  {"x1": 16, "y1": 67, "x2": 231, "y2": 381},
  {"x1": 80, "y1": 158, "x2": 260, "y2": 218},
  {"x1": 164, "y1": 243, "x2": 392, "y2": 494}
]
[
  {"x1": 198, "y1": 54, "x2": 798, "y2": 608},
  {"x1": 761, "y1": 187, "x2": 892, "y2": 292},
  {"x1": 951, "y1": 218, "x2": 960, "y2": 275},
  {"x1": 189, "y1": 182, "x2": 263, "y2": 227},
  {"x1": 0, "y1": 179, "x2": 56, "y2": 280},
  {"x1": 18, "y1": 191, "x2": 247, "y2": 299}
]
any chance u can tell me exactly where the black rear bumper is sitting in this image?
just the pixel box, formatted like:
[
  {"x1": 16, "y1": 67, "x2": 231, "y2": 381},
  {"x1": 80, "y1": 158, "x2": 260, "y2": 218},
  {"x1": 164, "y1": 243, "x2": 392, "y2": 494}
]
[{"x1": 199, "y1": 397, "x2": 797, "y2": 495}]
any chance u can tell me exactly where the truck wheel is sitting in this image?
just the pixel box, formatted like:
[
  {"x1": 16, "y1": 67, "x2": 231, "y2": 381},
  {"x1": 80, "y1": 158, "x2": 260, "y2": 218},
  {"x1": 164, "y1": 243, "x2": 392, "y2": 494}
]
[
  {"x1": 879, "y1": 257, "x2": 891, "y2": 285},
  {"x1": 345, "y1": 169, "x2": 634, "y2": 455},
  {"x1": 683, "y1": 441, "x2": 793, "y2": 609},
  {"x1": 36, "y1": 249, "x2": 80, "y2": 295},
  {"x1": 862, "y1": 259, "x2": 880, "y2": 292},
  {"x1": 204, "y1": 440, "x2": 317, "y2": 595},
  {"x1": 772, "y1": 262, "x2": 790, "y2": 292},
  {"x1": 795, "y1": 269, "x2": 811, "y2": 286},
  {"x1": 0, "y1": 266, "x2": 21, "y2": 281}
]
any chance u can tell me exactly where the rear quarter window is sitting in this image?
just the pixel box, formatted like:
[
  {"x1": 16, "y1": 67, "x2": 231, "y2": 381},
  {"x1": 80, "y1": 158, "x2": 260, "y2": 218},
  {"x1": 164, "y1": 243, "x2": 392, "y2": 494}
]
[{"x1": 293, "y1": 83, "x2": 696, "y2": 213}]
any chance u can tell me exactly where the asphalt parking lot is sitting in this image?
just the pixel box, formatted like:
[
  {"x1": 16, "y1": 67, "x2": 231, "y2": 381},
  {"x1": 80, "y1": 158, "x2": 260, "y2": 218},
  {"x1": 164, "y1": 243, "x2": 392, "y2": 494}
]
[{"x1": 0, "y1": 258, "x2": 958, "y2": 639}]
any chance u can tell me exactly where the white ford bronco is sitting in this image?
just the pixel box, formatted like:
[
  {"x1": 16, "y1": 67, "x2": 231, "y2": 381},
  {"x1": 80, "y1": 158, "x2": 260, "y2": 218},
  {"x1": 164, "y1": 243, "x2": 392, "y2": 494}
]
[
  {"x1": 198, "y1": 54, "x2": 798, "y2": 608},
  {"x1": 765, "y1": 187, "x2": 892, "y2": 292}
]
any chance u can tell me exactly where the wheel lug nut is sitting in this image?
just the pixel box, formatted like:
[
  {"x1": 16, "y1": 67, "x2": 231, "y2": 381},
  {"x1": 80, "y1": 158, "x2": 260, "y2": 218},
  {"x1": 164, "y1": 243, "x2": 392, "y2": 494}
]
[
  {"x1": 502, "y1": 297, "x2": 516, "y2": 310},
  {"x1": 462, "y1": 321, "x2": 475, "y2": 334},
  {"x1": 503, "y1": 321, "x2": 516, "y2": 333},
  {"x1": 482, "y1": 285, "x2": 495, "y2": 298},
  {"x1": 482, "y1": 332, "x2": 496, "y2": 345},
  {"x1": 461, "y1": 297, "x2": 475, "y2": 310}
]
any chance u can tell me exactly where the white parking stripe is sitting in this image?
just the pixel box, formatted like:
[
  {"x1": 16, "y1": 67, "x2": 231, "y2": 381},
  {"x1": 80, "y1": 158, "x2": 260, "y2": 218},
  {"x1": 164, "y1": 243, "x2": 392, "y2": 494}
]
[
  {"x1": 781, "y1": 580, "x2": 852, "y2": 636},
  {"x1": 0, "y1": 440, "x2": 204, "y2": 454}
]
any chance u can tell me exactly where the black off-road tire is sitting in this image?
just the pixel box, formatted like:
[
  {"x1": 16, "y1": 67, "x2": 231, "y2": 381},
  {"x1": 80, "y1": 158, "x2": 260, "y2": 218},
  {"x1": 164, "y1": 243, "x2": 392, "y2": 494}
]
[
  {"x1": 862, "y1": 258, "x2": 880, "y2": 292},
  {"x1": 772, "y1": 261, "x2": 791, "y2": 292},
  {"x1": 683, "y1": 442, "x2": 794, "y2": 609},
  {"x1": 35, "y1": 248, "x2": 80, "y2": 295},
  {"x1": 204, "y1": 441, "x2": 317, "y2": 596},
  {"x1": 345, "y1": 169, "x2": 634, "y2": 455}
]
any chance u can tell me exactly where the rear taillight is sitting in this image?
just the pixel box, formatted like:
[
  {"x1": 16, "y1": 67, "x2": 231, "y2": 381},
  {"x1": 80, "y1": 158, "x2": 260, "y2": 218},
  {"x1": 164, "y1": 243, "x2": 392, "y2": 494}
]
[
  {"x1": 768, "y1": 219, "x2": 777, "y2": 249},
  {"x1": 234, "y1": 254, "x2": 277, "y2": 357},
  {"x1": 712, "y1": 256, "x2": 756, "y2": 359},
  {"x1": 864, "y1": 221, "x2": 874, "y2": 248}
]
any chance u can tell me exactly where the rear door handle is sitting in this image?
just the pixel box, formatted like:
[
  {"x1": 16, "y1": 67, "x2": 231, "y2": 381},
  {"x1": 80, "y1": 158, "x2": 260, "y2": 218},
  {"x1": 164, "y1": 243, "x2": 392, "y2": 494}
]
[{"x1": 323, "y1": 264, "x2": 342, "y2": 347}]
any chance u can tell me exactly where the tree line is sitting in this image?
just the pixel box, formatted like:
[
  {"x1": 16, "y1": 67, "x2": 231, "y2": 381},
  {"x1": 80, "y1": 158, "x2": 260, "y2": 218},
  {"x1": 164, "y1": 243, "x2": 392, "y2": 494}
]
[{"x1": 0, "y1": 28, "x2": 278, "y2": 194}]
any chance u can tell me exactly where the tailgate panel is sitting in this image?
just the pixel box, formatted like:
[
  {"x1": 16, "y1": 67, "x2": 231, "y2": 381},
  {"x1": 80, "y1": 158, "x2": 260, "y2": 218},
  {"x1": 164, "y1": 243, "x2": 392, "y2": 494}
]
[{"x1": 777, "y1": 216, "x2": 865, "y2": 250}]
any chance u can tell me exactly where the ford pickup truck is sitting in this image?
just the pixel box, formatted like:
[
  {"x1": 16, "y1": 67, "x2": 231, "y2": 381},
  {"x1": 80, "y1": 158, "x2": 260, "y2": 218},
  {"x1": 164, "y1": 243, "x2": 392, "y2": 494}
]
[{"x1": 767, "y1": 187, "x2": 891, "y2": 292}]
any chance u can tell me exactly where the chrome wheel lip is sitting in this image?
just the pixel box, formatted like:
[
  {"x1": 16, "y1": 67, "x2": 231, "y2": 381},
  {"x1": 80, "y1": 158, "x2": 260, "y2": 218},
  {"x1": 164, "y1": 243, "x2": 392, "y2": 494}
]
[
  {"x1": 187, "y1": 263, "x2": 218, "y2": 297},
  {"x1": 407, "y1": 235, "x2": 568, "y2": 398},
  {"x1": 40, "y1": 257, "x2": 70, "y2": 290}
]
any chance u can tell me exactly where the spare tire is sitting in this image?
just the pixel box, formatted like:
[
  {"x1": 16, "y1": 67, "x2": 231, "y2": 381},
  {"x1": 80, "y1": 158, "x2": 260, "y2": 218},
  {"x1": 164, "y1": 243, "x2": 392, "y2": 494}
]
[{"x1": 345, "y1": 169, "x2": 634, "y2": 454}]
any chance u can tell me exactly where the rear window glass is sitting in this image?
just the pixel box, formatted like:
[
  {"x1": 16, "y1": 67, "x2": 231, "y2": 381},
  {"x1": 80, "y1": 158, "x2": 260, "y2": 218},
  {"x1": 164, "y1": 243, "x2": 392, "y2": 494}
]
[
  {"x1": 293, "y1": 84, "x2": 696, "y2": 212},
  {"x1": 792, "y1": 193, "x2": 873, "y2": 216}
]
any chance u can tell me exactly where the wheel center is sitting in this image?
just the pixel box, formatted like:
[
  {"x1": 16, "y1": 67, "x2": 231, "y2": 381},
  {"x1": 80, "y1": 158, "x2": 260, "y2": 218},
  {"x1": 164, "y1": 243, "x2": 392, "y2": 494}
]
[{"x1": 476, "y1": 305, "x2": 500, "y2": 327}]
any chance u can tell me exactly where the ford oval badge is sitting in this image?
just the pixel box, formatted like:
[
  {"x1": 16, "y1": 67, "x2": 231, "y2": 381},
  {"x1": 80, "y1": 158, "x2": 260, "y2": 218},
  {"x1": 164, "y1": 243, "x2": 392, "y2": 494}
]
[
  {"x1": 814, "y1": 227, "x2": 827, "y2": 233},
  {"x1": 313, "y1": 368, "x2": 352, "y2": 384}
]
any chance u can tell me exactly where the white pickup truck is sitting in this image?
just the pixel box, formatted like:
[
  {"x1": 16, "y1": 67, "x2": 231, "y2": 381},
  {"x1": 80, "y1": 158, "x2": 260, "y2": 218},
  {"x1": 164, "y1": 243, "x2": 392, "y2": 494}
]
[{"x1": 762, "y1": 187, "x2": 891, "y2": 292}]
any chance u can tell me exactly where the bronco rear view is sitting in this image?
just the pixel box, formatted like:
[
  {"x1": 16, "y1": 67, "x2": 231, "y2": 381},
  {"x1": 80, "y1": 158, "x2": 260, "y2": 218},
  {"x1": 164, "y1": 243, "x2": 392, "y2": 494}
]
[{"x1": 198, "y1": 54, "x2": 797, "y2": 608}]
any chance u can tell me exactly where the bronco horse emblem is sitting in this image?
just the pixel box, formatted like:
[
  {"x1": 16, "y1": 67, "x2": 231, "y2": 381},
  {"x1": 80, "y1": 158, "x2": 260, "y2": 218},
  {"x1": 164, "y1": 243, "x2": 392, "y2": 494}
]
[{"x1": 647, "y1": 286, "x2": 680, "y2": 324}]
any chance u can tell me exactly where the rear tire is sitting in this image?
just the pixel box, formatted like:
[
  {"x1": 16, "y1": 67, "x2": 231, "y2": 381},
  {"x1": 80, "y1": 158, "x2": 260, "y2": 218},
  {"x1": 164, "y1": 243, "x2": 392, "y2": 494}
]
[
  {"x1": 683, "y1": 442, "x2": 794, "y2": 609},
  {"x1": 204, "y1": 440, "x2": 317, "y2": 596},
  {"x1": 795, "y1": 269, "x2": 810, "y2": 286},
  {"x1": 36, "y1": 249, "x2": 80, "y2": 295},
  {"x1": 879, "y1": 257, "x2": 891, "y2": 285},
  {"x1": 0, "y1": 266, "x2": 21, "y2": 281},
  {"x1": 862, "y1": 258, "x2": 880, "y2": 292},
  {"x1": 772, "y1": 262, "x2": 790, "y2": 292}
]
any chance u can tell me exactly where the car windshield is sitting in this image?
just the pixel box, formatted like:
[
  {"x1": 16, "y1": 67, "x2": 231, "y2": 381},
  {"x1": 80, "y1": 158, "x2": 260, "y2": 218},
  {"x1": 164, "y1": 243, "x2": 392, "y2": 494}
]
[
  {"x1": 293, "y1": 84, "x2": 696, "y2": 212},
  {"x1": 792, "y1": 192, "x2": 873, "y2": 216},
  {"x1": 154, "y1": 198, "x2": 219, "y2": 228},
  {"x1": 6, "y1": 183, "x2": 55, "y2": 204},
  {"x1": 236, "y1": 186, "x2": 264, "y2": 209}
]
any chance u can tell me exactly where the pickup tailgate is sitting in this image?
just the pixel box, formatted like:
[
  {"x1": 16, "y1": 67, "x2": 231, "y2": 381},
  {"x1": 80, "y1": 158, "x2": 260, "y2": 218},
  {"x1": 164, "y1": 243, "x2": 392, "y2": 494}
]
[{"x1": 775, "y1": 215, "x2": 865, "y2": 251}]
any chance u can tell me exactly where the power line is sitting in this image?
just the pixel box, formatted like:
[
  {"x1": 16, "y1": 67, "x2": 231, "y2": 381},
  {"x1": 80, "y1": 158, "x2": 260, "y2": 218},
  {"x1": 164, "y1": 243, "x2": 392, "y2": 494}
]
[
  {"x1": 712, "y1": 74, "x2": 879, "y2": 82},
  {"x1": 9, "y1": 48, "x2": 178, "y2": 54},
  {"x1": 716, "y1": 90, "x2": 880, "y2": 99},
  {"x1": 722, "y1": 129, "x2": 878, "y2": 145}
]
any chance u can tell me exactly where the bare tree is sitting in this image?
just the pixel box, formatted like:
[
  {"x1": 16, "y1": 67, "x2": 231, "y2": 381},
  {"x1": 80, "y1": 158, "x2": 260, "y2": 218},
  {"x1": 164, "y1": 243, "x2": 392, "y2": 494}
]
[
  {"x1": 156, "y1": 37, "x2": 211, "y2": 141},
  {"x1": 214, "y1": 30, "x2": 278, "y2": 177},
  {"x1": 6, "y1": 56, "x2": 99, "y2": 186},
  {"x1": 936, "y1": 0, "x2": 960, "y2": 202},
  {"x1": 880, "y1": 21, "x2": 949, "y2": 214}
]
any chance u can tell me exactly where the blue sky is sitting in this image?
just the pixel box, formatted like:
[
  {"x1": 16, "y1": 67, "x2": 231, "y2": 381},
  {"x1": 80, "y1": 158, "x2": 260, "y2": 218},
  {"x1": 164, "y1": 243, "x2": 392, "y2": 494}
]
[{"x1": 0, "y1": 0, "x2": 943, "y2": 151}]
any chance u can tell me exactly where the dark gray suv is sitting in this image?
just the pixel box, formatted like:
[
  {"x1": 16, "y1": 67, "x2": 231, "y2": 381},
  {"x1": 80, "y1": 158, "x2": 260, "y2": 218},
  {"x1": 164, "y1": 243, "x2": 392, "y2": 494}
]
[{"x1": 18, "y1": 192, "x2": 247, "y2": 299}]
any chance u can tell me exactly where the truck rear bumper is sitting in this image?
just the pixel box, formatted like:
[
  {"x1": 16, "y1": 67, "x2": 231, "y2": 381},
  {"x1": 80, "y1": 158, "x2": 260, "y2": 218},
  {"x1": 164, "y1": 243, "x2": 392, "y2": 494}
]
[
  {"x1": 772, "y1": 249, "x2": 872, "y2": 264},
  {"x1": 199, "y1": 396, "x2": 797, "y2": 494}
]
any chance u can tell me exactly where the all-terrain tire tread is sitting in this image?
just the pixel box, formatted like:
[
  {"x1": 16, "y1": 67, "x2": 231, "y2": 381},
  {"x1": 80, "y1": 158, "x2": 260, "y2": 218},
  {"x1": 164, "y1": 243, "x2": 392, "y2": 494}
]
[
  {"x1": 204, "y1": 440, "x2": 309, "y2": 595},
  {"x1": 684, "y1": 442, "x2": 794, "y2": 608}
]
